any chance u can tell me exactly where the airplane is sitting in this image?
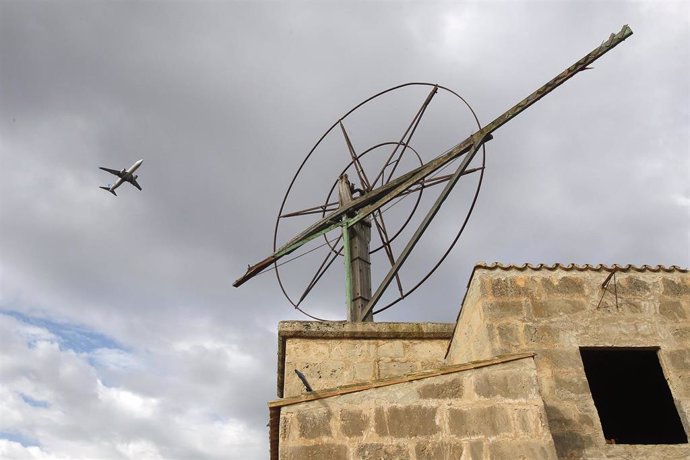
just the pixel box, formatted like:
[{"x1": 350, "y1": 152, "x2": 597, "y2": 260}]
[{"x1": 99, "y1": 159, "x2": 143, "y2": 196}]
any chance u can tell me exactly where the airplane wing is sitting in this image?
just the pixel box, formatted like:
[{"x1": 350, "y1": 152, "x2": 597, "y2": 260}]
[
  {"x1": 130, "y1": 178, "x2": 142, "y2": 191},
  {"x1": 99, "y1": 167, "x2": 124, "y2": 177}
]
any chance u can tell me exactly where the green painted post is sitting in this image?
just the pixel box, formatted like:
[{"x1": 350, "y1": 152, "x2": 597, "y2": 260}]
[{"x1": 342, "y1": 222, "x2": 353, "y2": 319}]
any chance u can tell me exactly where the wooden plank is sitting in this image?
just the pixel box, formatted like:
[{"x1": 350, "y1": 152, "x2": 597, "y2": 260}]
[{"x1": 268, "y1": 352, "x2": 535, "y2": 409}]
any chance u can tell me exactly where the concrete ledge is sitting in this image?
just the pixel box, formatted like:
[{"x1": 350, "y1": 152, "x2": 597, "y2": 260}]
[
  {"x1": 279, "y1": 320, "x2": 455, "y2": 339},
  {"x1": 277, "y1": 321, "x2": 455, "y2": 398}
]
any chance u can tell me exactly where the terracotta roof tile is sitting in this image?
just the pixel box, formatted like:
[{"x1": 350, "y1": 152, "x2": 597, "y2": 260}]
[{"x1": 473, "y1": 262, "x2": 688, "y2": 273}]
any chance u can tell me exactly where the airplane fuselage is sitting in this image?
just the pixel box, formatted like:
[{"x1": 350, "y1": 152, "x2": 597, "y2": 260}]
[{"x1": 99, "y1": 159, "x2": 143, "y2": 196}]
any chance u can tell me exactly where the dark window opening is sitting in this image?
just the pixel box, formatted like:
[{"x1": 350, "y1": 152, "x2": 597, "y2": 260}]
[{"x1": 580, "y1": 348, "x2": 688, "y2": 445}]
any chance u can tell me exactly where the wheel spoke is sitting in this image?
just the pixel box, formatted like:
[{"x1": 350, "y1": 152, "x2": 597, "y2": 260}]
[
  {"x1": 339, "y1": 121, "x2": 371, "y2": 192},
  {"x1": 298, "y1": 235, "x2": 343, "y2": 304},
  {"x1": 280, "y1": 201, "x2": 339, "y2": 218},
  {"x1": 402, "y1": 167, "x2": 484, "y2": 196},
  {"x1": 370, "y1": 85, "x2": 439, "y2": 188},
  {"x1": 371, "y1": 210, "x2": 404, "y2": 296}
]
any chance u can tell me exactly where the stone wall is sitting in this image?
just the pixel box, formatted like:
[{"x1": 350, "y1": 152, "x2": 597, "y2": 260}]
[
  {"x1": 279, "y1": 321, "x2": 454, "y2": 398},
  {"x1": 446, "y1": 265, "x2": 690, "y2": 459},
  {"x1": 278, "y1": 356, "x2": 557, "y2": 460}
]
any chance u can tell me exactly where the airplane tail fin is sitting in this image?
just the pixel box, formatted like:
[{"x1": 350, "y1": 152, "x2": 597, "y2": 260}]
[{"x1": 100, "y1": 186, "x2": 117, "y2": 196}]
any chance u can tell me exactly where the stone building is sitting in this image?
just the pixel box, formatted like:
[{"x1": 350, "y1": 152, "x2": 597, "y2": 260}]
[{"x1": 269, "y1": 263, "x2": 690, "y2": 459}]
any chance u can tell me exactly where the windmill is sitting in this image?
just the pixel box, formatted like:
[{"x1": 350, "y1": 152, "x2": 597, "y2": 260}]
[{"x1": 234, "y1": 25, "x2": 633, "y2": 322}]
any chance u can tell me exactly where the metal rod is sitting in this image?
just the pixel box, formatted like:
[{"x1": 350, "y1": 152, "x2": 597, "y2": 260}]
[
  {"x1": 361, "y1": 136, "x2": 489, "y2": 319},
  {"x1": 385, "y1": 85, "x2": 439, "y2": 184},
  {"x1": 340, "y1": 121, "x2": 371, "y2": 191},
  {"x1": 298, "y1": 243, "x2": 342, "y2": 304},
  {"x1": 370, "y1": 85, "x2": 438, "y2": 188},
  {"x1": 372, "y1": 210, "x2": 404, "y2": 296},
  {"x1": 613, "y1": 271, "x2": 619, "y2": 310},
  {"x1": 280, "y1": 202, "x2": 338, "y2": 218}
]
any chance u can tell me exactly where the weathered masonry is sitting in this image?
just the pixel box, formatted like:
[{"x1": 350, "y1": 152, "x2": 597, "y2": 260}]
[{"x1": 269, "y1": 263, "x2": 690, "y2": 459}]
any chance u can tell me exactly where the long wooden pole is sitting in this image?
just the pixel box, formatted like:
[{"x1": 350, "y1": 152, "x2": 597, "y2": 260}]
[{"x1": 233, "y1": 25, "x2": 633, "y2": 289}]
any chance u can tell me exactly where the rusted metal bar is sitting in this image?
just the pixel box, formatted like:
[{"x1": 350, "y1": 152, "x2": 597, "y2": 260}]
[
  {"x1": 298, "y1": 241, "x2": 342, "y2": 304},
  {"x1": 361, "y1": 135, "x2": 490, "y2": 318},
  {"x1": 280, "y1": 202, "x2": 339, "y2": 218},
  {"x1": 371, "y1": 210, "x2": 405, "y2": 296},
  {"x1": 403, "y1": 168, "x2": 484, "y2": 194},
  {"x1": 385, "y1": 85, "x2": 439, "y2": 184},
  {"x1": 232, "y1": 25, "x2": 633, "y2": 288},
  {"x1": 340, "y1": 121, "x2": 371, "y2": 191},
  {"x1": 601, "y1": 268, "x2": 617, "y2": 288},
  {"x1": 370, "y1": 85, "x2": 438, "y2": 188},
  {"x1": 596, "y1": 268, "x2": 619, "y2": 309}
]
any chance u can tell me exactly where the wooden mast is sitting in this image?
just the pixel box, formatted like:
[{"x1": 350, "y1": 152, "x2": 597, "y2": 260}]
[{"x1": 338, "y1": 174, "x2": 373, "y2": 322}]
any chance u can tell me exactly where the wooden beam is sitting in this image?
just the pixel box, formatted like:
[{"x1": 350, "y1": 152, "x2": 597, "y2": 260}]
[{"x1": 269, "y1": 352, "x2": 535, "y2": 409}]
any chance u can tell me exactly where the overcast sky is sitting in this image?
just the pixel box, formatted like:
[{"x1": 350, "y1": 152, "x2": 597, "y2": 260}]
[{"x1": 0, "y1": 1, "x2": 688, "y2": 459}]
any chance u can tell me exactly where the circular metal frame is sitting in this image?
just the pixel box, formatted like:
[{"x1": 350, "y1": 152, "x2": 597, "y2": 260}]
[
  {"x1": 321, "y1": 142, "x2": 424, "y2": 255},
  {"x1": 273, "y1": 82, "x2": 486, "y2": 320}
]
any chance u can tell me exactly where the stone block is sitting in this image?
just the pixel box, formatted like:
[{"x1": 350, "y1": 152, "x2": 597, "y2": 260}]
[
  {"x1": 468, "y1": 441, "x2": 484, "y2": 459},
  {"x1": 660, "y1": 301, "x2": 688, "y2": 321},
  {"x1": 330, "y1": 341, "x2": 373, "y2": 360},
  {"x1": 292, "y1": 360, "x2": 348, "y2": 389},
  {"x1": 339, "y1": 409, "x2": 369, "y2": 437},
  {"x1": 619, "y1": 299, "x2": 645, "y2": 314},
  {"x1": 543, "y1": 403, "x2": 572, "y2": 432},
  {"x1": 280, "y1": 413, "x2": 292, "y2": 441},
  {"x1": 297, "y1": 408, "x2": 332, "y2": 438},
  {"x1": 353, "y1": 361, "x2": 375, "y2": 381},
  {"x1": 375, "y1": 406, "x2": 439, "y2": 437},
  {"x1": 421, "y1": 359, "x2": 446, "y2": 371},
  {"x1": 415, "y1": 441, "x2": 464, "y2": 460},
  {"x1": 490, "y1": 277, "x2": 530, "y2": 297},
  {"x1": 616, "y1": 276, "x2": 652, "y2": 296},
  {"x1": 474, "y1": 369, "x2": 538, "y2": 399},
  {"x1": 673, "y1": 372, "x2": 690, "y2": 397},
  {"x1": 537, "y1": 349, "x2": 582, "y2": 370},
  {"x1": 489, "y1": 440, "x2": 557, "y2": 460},
  {"x1": 543, "y1": 403, "x2": 595, "y2": 434},
  {"x1": 541, "y1": 276, "x2": 585, "y2": 295},
  {"x1": 663, "y1": 278, "x2": 690, "y2": 296},
  {"x1": 377, "y1": 341, "x2": 404, "y2": 358},
  {"x1": 672, "y1": 325, "x2": 690, "y2": 342},
  {"x1": 288, "y1": 339, "x2": 330, "y2": 360},
  {"x1": 356, "y1": 443, "x2": 409, "y2": 460},
  {"x1": 483, "y1": 300, "x2": 525, "y2": 321},
  {"x1": 409, "y1": 341, "x2": 446, "y2": 360},
  {"x1": 532, "y1": 299, "x2": 586, "y2": 318},
  {"x1": 554, "y1": 373, "x2": 591, "y2": 396},
  {"x1": 666, "y1": 349, "x2": 690, "y2": 369},
  {"x1": 448, "y1": 406, "x2": 513, "y2": 437},
  {"x1": 378, "y1": 360, "x2": 417, "y2": 379},
  {"x1": 524, "y1": 324, "x2": 560, "y2": 345},
  {"x1": 551, "y1": 430, "x2": 595, "y2": 458},
  {"x1": 417, "y1": 376, "x2": 464, "y2": 399},
  {"x1": 514, "y1": 407, "x2": 547, "y2": 436},
  {"x1": 490, "y1": 323, "x2": 523, "y2": 351},
  {"x1": 282, "y1": 444, "x2": 347, "y2": 460}
]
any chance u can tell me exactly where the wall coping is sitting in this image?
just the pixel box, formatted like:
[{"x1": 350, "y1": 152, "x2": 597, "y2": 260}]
[{"x1": 277, "y1": 321, "x2": 455, "y2": 398}]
